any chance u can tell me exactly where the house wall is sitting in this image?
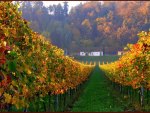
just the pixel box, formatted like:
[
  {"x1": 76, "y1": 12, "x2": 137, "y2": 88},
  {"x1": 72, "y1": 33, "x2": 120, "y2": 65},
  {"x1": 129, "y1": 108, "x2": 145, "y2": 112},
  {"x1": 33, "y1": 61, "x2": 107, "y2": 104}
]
[
  {"x1": 79, "y1": 51, "x2": 103, "y2": 56},
  {"x1": 80, "y1": 52, "x2": 86, "y2": 56}
]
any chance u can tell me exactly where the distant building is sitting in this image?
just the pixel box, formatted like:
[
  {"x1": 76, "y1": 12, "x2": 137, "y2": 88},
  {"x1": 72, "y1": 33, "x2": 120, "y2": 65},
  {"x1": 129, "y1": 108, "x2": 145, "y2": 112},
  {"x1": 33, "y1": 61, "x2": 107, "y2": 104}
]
[
  {"x1": 79, "y1": 51, "x2": 103, "y2": 56},
  {"x1": 80, "y1": 52, "x2": 86, "y2": 56},
  {"x1": 118, "y1": 51, "x2": 125, "y2": 55}
]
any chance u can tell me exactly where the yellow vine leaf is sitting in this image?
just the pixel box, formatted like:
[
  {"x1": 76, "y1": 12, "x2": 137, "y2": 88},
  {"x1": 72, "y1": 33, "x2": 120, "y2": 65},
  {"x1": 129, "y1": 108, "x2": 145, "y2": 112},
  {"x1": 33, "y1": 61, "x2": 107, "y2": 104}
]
[
  {"x1": 27, "y1": 69, "x2": 32, "y2": 75},
  {"x1": 4, "y1": 93, "x2": 12, "y2": 103},
  {"x1": 0, "y1": 10, "x2": 3, "y2": 14},
  {"x1": 0, "y1": 88, "x2": 4, "y2": 97}
]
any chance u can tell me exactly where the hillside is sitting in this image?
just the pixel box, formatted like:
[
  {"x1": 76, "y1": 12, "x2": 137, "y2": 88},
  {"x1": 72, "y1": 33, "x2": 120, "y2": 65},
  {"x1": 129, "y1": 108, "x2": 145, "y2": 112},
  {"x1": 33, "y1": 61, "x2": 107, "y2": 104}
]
[{"x1": 18, "y1": 1, "x2": 150, "y2": 54}]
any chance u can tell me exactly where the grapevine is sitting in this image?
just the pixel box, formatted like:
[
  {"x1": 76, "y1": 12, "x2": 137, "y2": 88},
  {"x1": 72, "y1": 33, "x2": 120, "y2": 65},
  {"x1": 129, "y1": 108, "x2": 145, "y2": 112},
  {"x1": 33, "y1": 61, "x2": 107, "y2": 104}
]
[
  {"x1": 0, "y1": 2, "x2": 94, "y2": 110},
  {"x1": 100, "y1": 31, "x2": 150, "y2": 89}
]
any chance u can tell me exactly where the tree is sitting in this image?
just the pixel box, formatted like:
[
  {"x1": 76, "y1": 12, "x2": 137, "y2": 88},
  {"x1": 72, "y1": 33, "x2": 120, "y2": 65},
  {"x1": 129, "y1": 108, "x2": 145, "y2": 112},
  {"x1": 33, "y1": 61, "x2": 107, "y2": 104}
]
[
  {"x1": 63, "y1": 1, "x2": 68, "y2": 17},
  {"x1": 19, "y1": 1, "x2": 150, "y2": 54}
]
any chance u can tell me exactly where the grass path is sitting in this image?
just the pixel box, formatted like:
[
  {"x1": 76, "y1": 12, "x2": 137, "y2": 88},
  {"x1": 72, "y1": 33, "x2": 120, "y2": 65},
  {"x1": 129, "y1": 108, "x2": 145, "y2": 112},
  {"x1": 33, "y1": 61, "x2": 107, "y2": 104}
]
[{"x1": 71, "y1": 66, "x2": 126, "y2": 112}]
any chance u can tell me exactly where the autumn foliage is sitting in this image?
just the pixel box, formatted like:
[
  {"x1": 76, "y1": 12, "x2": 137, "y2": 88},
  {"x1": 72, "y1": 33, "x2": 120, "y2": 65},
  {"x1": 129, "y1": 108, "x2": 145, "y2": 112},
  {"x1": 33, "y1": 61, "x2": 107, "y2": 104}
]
[
  {"x1": 100, "y1": 31, "x2": 150, "y2": 89},
  {"x1": 0, "y1": 2, "x2": 94, "y2": 110}
]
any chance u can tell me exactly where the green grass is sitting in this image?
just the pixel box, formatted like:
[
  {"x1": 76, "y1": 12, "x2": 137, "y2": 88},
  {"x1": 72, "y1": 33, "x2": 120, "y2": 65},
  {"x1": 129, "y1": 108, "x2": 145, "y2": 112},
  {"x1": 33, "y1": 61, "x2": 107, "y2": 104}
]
[
  {"x1": 74, "y1": 55, "x2": 120, "y2": 64},
  {"x1": 71, "y1": 66, "x2": 126, "y2": 112},
  {"x1": 71, "y1": 56, "x2": 146, "y2": 112}
]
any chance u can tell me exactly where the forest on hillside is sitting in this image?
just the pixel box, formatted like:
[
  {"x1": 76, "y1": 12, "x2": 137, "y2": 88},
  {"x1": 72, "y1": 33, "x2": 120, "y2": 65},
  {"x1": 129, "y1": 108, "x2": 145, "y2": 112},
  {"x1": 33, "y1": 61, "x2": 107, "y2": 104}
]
[{"x1": 17, "y1": 1, "x2": 150, "y2": 55}]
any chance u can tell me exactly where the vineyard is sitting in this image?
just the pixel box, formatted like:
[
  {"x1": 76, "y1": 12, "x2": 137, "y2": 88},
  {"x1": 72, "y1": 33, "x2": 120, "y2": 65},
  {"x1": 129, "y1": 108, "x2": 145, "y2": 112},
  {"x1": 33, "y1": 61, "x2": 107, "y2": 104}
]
[
  {"x1": 100, "y1": 31, "x2": 150, "y2": 89},
  {"x1": 0, "y1": 1, "x2": 150, "y2": 112},
  {"x1": 0, "y1": 2, "x2": 94, "y2": 111},
  {"x1": 100, "y1": 31, "x2": 150, "y2": 110}
]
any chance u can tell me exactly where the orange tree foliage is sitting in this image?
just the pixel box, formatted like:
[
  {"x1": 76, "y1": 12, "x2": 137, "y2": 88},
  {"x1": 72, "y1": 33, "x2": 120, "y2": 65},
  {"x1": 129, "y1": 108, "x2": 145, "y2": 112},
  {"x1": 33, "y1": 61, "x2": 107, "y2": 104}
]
[
  {"x1": 100, "y1": 31, "x2": 150, "y2": 89},
  {"x1": 0, "y1": 2, "x2": 94, "y2": 109}
]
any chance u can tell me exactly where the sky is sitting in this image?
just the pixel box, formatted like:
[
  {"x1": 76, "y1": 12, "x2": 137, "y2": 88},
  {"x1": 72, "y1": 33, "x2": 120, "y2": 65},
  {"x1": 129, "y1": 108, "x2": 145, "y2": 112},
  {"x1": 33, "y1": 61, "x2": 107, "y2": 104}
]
[
  {"x1": 13, "y1": 1, "x2": 102, "y2": 12},
  {"x1": 43, "y1": 1, "x2": 88, "y2": 10}
]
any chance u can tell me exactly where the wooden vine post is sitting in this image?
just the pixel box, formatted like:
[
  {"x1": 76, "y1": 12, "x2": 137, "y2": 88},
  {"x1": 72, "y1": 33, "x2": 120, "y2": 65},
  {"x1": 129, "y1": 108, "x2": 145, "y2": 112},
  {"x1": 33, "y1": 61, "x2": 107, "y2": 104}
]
[{"x1": 140, "y1": 86, "x2": 144, "y2": 107}]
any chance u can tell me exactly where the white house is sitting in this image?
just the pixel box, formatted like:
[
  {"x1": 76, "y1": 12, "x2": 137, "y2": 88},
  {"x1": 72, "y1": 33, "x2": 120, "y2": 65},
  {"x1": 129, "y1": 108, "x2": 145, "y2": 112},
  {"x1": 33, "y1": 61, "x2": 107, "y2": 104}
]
[
  {"x1": 79, "y1": 51, "x2": 103, "y2": 56},
  {"x1": 118, "y1": 51, "x2": 125, "y2": 55},
  {"x1": 90, "y1": 52, "x2": 100, "y2": 56},
  {"x1": 92, "y1": 51, "x2": 103, "y2": 56},
  {"x1": 100, "y1": 51, "x2": 103, "y2": 56},
  {"x1": 80, "y1": 52, "x2": 86, "y2": 56}
]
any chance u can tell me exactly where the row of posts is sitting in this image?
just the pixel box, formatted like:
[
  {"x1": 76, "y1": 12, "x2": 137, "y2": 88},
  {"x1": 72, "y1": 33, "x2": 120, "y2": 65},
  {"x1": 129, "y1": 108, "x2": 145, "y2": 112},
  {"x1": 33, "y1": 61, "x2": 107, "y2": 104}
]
[
  {"x1": 1, "y1": 83, "x2": 85, "y2": 112},
  {"x1": 81, "y1": 61, "x2": 108, "y2": 65},
  {"x1": 2, "y1": 70, "x2": 93, "y2": 112},
  {"x1": 107, "y1": 78, "x2": 150, "y2": 110}
]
